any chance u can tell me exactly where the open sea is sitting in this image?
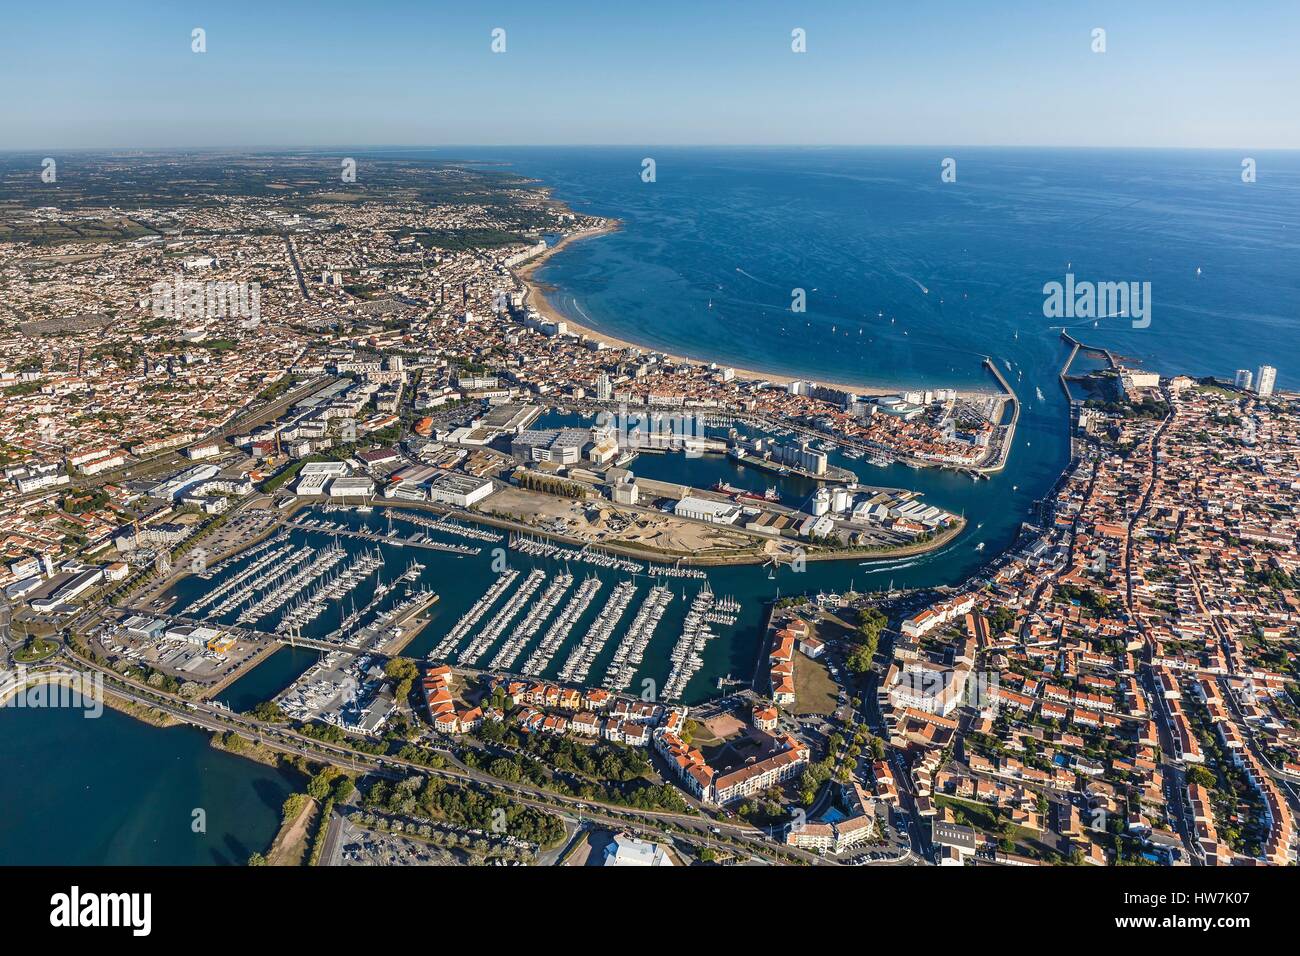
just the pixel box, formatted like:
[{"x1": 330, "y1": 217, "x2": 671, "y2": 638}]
[{"x1": 6, "y1": 147, "x2": 1298, "y2": 863}]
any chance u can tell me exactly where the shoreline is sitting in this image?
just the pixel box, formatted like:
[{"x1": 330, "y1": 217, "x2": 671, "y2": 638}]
[
  {"x1": 0, "y1": 669, "x2": 182, "y2": 728},
  {"x1": 514, "y1": 223, "x2": 998, "y2": 400}
]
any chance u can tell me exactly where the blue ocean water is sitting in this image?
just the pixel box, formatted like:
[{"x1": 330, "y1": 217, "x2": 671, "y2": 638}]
[
  {"x1": 0, "y1": 703, "x2": 295, "y2": 865},
  {"x1": 455, "y1": 146, "x2": 1300, "y2": 394}
]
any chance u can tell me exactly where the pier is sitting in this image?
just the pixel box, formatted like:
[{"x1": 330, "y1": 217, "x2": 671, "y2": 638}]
[
  {"x1": 662, "y1": 583, "x2": 738, "y2": 701},
  {"x1": 238, "y1": 542, "x2": 347, "y2": 625},
  {"x1": 282, "y1": 587, "x2": 441, "y2": 656},
  {"x1": 383, "y1": 508, "x2": 504, "y2": 544},
  {"x1": 978, "y1": 355, "x2": 1020, "y2": 474},
  {"x1": 556, "y1": 579, "x2": 638, "y2": 684},
  {"x1": 520, "y1": 575, "x2": 603, "y2": 677},
  {"x1": 188, "y1": 541, "x2": 301, "y2": 615},
  {"x1": 1059, "y1": 329, "x2": 1119, "y2": 404},
  {"x1": 285, "y1": 517, "x2": 480, "y2": 556},
  {"x1": 196, "y1": 530, "x2": 291, "y2": 580},
  {"x1": 276, "y1": 547, "x2": 385, "y2": 633},
  {"x1": 601, "y1": 584, "x2": 674, "y2": 691},
  {"x1": 456, "y1": 568, "x2": 548, "y2": 666},
  {"x1": 429, "y1": 569, "x2": 519, "y2": 660},
  {"x1": 510, "y1": 533, "x2": 644, "y2": 574},
  {"x1": 488, "y1": 572, "x2": 575, "y2": 671}
]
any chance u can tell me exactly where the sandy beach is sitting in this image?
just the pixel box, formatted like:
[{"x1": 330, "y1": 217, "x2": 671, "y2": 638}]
[{"x1": 514, "y1": 223, "x2": 999, "y2": 399}]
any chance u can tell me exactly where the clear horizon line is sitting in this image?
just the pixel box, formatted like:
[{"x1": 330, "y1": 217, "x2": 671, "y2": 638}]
[{"x1": 3, "y1": 143, "x2": 1298, "y2": 155}]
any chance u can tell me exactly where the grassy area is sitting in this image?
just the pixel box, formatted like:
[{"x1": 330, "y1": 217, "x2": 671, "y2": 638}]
[
  {"x1": 1194, "y1": 383, "x2": 1239, "y2": 399},
  {"x1": 13, "y1": 638, "x2": 58, "y2": 663},
  {"x1": 793, "y1": 651, "x2": 839, "y2": 717},
  {"x1": 934, "y1": 794, "x2": 1002, "y2": 833},
  {"x1": 685, "y1": 721, "x2": 724, "y2": 748}
]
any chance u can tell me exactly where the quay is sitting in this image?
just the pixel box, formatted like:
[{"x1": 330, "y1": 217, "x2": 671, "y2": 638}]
[
  {"x1": 282, "y1": 517, "x2": 480, "y2": 556},
  {"x1": 727, "y1": 448, "x2": 858, "y2": 484},
  {"x1": 977, "y1": 356, "x2": 1019, "y2": 474},
  {"x1": 135, "y1": 588, "x2": 440, "y2": 666}
]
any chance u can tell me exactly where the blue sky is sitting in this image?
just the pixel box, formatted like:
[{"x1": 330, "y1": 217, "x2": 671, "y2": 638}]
[{"x1": 1, "y1": 0, "x2": 1296, "y2": 149}]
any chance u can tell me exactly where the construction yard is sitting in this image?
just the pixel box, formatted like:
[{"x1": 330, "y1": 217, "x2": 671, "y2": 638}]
[{"x1": 481, "y1": 486, "x2": 771, "y2": 561}]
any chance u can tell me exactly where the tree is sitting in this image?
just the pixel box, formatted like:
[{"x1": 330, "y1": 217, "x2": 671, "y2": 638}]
[
  {"x1": 987, "y1": 606, "x2": 1017, "y2": 635},
  {"x1": 846, "y1": 644, "x2": 875, "y2": 675},
  {"x1": 998, "y1": 818, "x2": 1017, "y2": 853},
  {"x1": 385, "y1": 657, "x2": 419, "y2": 705},
  {"x1": 682, "y1": 719, "x2": 700, "y2": 745},
  {"x1": 251, "y1": 700, "x2": 286, "y2": 723},
  {"x1": 857, "y1": 607, "x2": 887, "y2": 642},
  {"x1": 306, "y1": 766, "x2": 342, "y2": 801},
  {"x1": 1186, "y1": 765, "x2": 1216, "y2": 788},
  {"x1": 247, "y1": 852, "x2": 267, "y2": 866},
  {"x1": 282, "y1": 793, "x2": 308, "y2": 821},
  {"x1": 331, "y1": 775, "x2": 356, "y2": 804}
]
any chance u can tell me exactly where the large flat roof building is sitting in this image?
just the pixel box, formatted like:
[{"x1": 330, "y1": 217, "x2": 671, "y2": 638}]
[
  {"x1": 427, "y1": 472, "x2": 494, "y2": 507},
  {"x1": 674, "y1": 496, "x2": 742, "y2": 525},
  {"x1": 327, "y1": 476, "x2": 375, "y2": 498}
]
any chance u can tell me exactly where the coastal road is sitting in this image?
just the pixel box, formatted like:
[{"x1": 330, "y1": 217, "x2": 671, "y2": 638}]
[{"x1": 60, "y1": 649, "x2": 834, "y2": 865}]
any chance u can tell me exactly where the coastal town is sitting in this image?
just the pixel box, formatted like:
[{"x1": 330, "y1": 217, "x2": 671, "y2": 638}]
[
  {"x1": 869, "y1": 361, "x2": 1299, "y2": 867},
  {"x1": 1, "y1": 152, "x2": 1296, "y2": 876}
]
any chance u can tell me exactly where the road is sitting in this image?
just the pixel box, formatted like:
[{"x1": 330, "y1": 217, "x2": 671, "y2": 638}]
[{"x1": 59, "y1": 647, "x2": 835, "y2": 865}]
